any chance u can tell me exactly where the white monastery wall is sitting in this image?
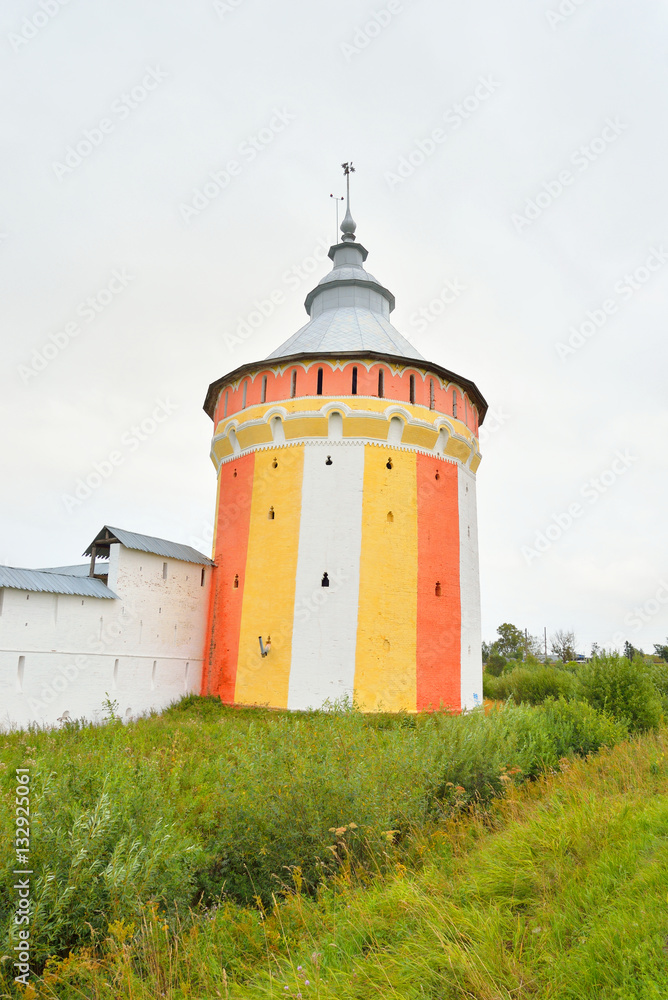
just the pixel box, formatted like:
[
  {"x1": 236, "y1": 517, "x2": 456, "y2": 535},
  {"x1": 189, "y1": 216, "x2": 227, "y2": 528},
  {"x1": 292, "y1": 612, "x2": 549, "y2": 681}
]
[{"x1": 0, "y1": 544, "x2": 210, "y2": 730}]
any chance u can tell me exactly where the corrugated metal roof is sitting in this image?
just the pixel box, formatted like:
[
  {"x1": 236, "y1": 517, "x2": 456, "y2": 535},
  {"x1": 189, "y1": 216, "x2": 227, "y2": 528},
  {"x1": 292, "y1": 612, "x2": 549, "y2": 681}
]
[
  {"x1": 0, "y1": 566, "x2": 117, "y2": 598},
  {"x1": 84, "y1": 526, "x2": 213, "y2": 565},
  {"x1": 37, "y1": 564, "x2": 92, "y2": 577}
]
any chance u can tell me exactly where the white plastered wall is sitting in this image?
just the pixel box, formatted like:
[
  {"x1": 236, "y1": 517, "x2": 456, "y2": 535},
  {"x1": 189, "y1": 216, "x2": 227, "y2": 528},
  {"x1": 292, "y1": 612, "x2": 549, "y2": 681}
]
[
  {"x1": 0, "y1": 545, "x2": 211, "y2": 730},
  {"x1": 458, "y1": 466, "x2": 483, "y2": 709},
  {"x1": 287, "y1": 443, "x2": 364, "y2": 710}
]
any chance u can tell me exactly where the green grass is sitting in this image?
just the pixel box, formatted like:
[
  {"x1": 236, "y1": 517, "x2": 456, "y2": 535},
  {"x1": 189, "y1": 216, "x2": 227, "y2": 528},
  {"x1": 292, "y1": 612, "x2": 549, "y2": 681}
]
[{"x1": 1, "y1": 696, "x2": 666, "y2": 998}]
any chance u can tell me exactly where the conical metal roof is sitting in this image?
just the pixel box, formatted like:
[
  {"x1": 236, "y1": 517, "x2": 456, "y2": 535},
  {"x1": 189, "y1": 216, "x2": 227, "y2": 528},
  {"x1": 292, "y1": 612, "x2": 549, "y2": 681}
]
[{"x1": 266, "y1": 219, "x2": 425, "y2": 362}]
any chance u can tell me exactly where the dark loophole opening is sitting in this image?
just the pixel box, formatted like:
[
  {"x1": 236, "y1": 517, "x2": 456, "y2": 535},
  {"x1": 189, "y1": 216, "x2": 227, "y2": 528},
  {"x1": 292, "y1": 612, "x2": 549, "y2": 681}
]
[
  {"x1": 272, "y1": 458, "x2": 278, "y2": 469},
  {"x1": 351, "y1": 366, "x2": 358, "y2": 395},
  {"x1": 233, "y1": 574, "x2": 239, "y2": 589},
  {"x1": 317, "y1": 367, "x2": 323, "y2": 395},
  {"x1": 386, "y1": 458, "x2": 393, "y2": 470},
  {"x1": 435, "y1": 582, "x2": 442, "y2": 597},
  {"x1": 321, "y1": 572, "x2": 329, "y2": 587},
  {"x1": 325, "y1": 455, "x2": 333, "y2": 465},
  {"x1": 268, "y1": 507, "x2": 275, "y2": 520}
]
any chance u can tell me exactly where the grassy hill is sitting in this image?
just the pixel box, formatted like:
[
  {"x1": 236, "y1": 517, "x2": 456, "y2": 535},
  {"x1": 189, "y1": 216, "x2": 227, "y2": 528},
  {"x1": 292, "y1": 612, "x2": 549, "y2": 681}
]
[{"x1": 1, "y1": 691, "x2": 667, "y2": 997}]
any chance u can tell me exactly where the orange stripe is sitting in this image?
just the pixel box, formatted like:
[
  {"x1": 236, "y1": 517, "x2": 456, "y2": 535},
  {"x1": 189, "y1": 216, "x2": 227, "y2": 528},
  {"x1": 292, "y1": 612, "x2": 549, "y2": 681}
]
[
  {"x1": 203, "y1": 453, "x2": 255, "y2": 701},
  {"x1": 416, "y1": 455, "x2": 461, "y2": 711}
]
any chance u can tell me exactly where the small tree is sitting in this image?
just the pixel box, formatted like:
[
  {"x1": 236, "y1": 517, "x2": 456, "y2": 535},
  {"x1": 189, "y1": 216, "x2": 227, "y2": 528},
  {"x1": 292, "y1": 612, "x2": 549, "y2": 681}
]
[
  {"x1": 485, "y1": 651, "x2": 507, "y2": 677},
  {"x1": 550, "y1": 629, "x2": 577, "y2": 663},
  {"x1": 623, "y1": 640, "x2": 643, "y2": 660},
  {"x1": 495, "y1": 623, "x2": 525, "y2": 660},
  {"x1": 654, "y1": 639, "x2": 668, "y2": 662}
]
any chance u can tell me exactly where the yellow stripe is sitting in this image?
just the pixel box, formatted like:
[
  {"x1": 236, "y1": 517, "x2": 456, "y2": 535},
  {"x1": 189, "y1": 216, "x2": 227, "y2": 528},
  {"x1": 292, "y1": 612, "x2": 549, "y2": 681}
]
[
  {"x1": 214, "y1": 398, "x2": 474, "y2": 438},
  {"x1": 235, "y1": 445, "x2": 304, "y2": 708},
  {"x1": 354, "y1": 445, "x2": 417, "y2": 711}
]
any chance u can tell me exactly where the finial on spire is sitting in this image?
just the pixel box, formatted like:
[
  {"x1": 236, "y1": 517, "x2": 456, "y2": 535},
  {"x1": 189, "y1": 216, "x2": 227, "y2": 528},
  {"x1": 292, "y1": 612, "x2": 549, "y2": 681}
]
[{"x1": 340, "y1": 161, "x2": 357, "y2": 241}]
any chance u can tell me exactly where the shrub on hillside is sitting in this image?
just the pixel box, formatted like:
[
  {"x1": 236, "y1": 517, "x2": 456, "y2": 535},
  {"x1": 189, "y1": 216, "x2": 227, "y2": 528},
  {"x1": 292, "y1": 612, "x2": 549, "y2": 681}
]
[
  {"x1": 577, "y1": 654, "x2": 663, "y2": 732},
  {"x1": 645, "y1": 658, "x2": 668, "y2": 713},
  {"x1": 483, "y1": 664, "x2": 576, "y2": 705},
  {"x1": 485, "y1": 652, "x2": 507, "y2": 676}
]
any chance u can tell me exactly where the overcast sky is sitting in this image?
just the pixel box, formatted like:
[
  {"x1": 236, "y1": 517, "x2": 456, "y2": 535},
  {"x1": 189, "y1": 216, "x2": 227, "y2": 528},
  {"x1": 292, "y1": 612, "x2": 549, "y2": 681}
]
[{"x1": 2, "y1": 0, "x2": 667, "y2": 656}]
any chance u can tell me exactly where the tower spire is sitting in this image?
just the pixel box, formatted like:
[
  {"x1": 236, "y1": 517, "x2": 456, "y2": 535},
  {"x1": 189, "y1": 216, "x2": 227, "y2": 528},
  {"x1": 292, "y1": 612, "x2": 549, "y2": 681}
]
[{"x1": 340, "y1": 161, "x2": 357, "y2": 242}]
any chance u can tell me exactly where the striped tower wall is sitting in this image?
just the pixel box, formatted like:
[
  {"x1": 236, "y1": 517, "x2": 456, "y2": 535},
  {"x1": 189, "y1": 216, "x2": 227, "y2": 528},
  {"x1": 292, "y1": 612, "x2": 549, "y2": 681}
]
[{"x1": 203, "y1": 359, "x2": 483, "y2": 712}]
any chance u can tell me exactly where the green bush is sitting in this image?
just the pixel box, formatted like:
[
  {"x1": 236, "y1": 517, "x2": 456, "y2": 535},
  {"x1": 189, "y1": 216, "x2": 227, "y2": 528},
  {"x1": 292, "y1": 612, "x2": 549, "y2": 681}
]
[
  {"x1": 578, "y1": 654, "x2": 663, "y2": 732},
  {"x1": 645, "y1": 658, "x2": 668, "y2": 714},
  {"x1": 507, "y1": 665, "x2": 577, "y2": 705},
  {"x1": 485, "y1": 652, "x2": 507, "y2": 676},
  {"x1": 484, "y1": 664, "x2": 576, "y2": 705}
]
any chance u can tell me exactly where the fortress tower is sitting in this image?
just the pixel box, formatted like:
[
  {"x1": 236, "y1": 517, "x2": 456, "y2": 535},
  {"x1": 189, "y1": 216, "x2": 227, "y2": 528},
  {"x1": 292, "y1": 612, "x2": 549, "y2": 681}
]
[{"x1": 202, "y1": 184, "x2": 487, "y2": 712}]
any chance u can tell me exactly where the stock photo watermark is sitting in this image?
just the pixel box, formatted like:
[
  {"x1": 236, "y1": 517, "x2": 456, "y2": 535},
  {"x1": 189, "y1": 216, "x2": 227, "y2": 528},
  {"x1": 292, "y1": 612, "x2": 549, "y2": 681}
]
[
  {"x1": 512, "y1": 117, "x2": 627, "y2": 232},
  {"x1": 607, "y1": 580, "x2": 668, "y2": 650},
  {"x1": 179, "y1": 108, "x2": 296, "y2": 224},
  {"x1": 11, "y1": 769, "x2": 32, "y2": 987},
  {"x1": 340, "y1": 0, "x2": 404, "y2": 62},
  {"x1": 17, "y1": 269, "x2": 134, "y2": 384},
  {"x1": 61, "y1": 398, "x2": 179, "y2": 513},
  {"x1": 52, "y1": 67, "x2": 169, "y2": 179},
  {"x1": 213, "y1": 0, "x2": 248, "y2": 16},
  {"x1": 223, "y1": 236, "x2": 330, "y2": 351},
  {"x1": 8, "y1": 0, "x2": 72, "y2": 53},
  {"x1": 478, "y1": 406, "x2": 510, "y2": 446},
  {"x1": 522, "y1": 449, "x2": 637, "y2": 564},
  {"x1": 385, "y1": 75, "x2": 501, "y2": 190},
  {"x1": 294, "y1": 569, "x2": 349, "y2": 625},
  {"x1": 546, "y1": 0, "x2": 592, "y2": 30},
  {"x1": 408, "y1": 278, "x2": 467, "y2": 334},
  {"x1": 555, "y1": 247, "x2": 668, "y2": 358}
]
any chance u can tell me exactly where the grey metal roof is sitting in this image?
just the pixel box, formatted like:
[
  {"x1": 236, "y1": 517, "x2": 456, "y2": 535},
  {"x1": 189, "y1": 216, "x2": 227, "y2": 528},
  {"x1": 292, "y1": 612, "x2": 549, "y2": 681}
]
[
  {"x1": 84, "y1": 526, "x2": 213, "y2": 565},
  {"x1": 37, "y1": 564, "x2": 92, "y2": 576},
  {"x1": 267, "y1": 231, "x2": 422, "y2": 362},
  {"x1": 267, "y1": 306, "x2": 424, "y2": 360},
  {"x1": 0, "y1": 566, "x2": 117, "y2": 598}
]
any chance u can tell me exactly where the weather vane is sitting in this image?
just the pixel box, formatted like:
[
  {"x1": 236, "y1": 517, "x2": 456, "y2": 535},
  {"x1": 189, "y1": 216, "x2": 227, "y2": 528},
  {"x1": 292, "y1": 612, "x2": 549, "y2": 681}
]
[{"x1": 341, "y1": 161, "x2": 355, "y2": 213}]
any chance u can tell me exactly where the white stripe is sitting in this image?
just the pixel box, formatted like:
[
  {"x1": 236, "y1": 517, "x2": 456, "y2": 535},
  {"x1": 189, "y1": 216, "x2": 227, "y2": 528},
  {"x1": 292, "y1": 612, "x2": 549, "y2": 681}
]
[
  {"x1": 458, "y1": 467, "x2": 482, "y2": 709},
  {"x1": 287, "y1": 444, "x2": 364, "y2": 710}
]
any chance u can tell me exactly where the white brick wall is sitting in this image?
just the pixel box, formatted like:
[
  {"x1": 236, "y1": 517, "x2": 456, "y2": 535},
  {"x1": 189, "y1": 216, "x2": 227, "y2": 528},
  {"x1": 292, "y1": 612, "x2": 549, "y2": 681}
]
[
  {"x1": 287, "y1": 443, "x2": 364, "y2": 710},
  {"x1": 0, "y1": 544, "x2": 210, "y2": 729},
  {"x1": 458, "y1": 467, "x2": 483, "y2": 709}
]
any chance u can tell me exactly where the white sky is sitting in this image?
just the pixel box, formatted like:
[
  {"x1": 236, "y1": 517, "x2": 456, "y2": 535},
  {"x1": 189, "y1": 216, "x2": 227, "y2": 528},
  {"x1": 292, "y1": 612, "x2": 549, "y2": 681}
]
[{"x1": 2, "y1": 0, "x2": 667, "y2": 656}]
